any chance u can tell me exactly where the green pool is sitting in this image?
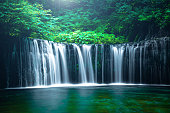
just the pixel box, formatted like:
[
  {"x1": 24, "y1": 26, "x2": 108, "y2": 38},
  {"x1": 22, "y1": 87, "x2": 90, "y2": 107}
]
[{"x1": 0, "y1": 85, "x2": 170, "y2": 113}]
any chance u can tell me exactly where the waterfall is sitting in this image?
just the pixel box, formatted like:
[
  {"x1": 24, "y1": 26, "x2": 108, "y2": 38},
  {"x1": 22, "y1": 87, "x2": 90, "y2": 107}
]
[
  {"x1": 95, "y1": 45, "x2": 98, "y2": 83},
  {"x1": 0, "y1": 37, "x2": 169, "y2": 88},
  {"x1": 110, "y1": 45, "x2": 114, "y2": 83},
  {"x1": 82, "y1": 45, "x2": 94, "y2": 83},
  {"x1": 58, "y1": 44, "x2": 69, "y2": 83},
  {"x1": 27, "y1": 40, "x2": 69, "y2": 86},
  {"x1": 111, "y1": 45, "x2": 125, "y2": 83},
  {"x1": 41, "y1": 40, "x2": 48, "y2": 85},
  {"x1": 73, "y1": 44, "x2": 87, "y2": 83},
  {"x1": 32, "y1": 40, "x2": 41, "y2": 86},
  {"x1": 53, "y1": 43, "x2": 61, "y2": 84},
  {"x1": 139, "y1": 46, "x2": 143, "y2": 84},
  {"x1": 101, "y1": 45, "x2": 104, "y2": 83},
  {"x1": 128, "y1": 44, "x2": 138, "y2": 83}
]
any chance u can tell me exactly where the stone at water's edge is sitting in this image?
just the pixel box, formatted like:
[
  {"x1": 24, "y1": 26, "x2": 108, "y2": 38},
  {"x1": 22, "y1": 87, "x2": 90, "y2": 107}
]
[{"x1": 0, "y1": 37, "x2": 170, "y2": 88}]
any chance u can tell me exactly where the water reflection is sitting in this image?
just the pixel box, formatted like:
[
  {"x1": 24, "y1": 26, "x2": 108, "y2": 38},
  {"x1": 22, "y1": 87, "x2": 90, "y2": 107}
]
[{"x1": 0, "y1": 86, "x2": 170, "y2": 113}]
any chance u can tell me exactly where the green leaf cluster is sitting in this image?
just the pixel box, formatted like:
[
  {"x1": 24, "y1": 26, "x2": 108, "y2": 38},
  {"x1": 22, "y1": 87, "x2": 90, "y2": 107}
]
[
  {"x1": 54, "y1": 31, "x2": 127, "y2": 44},
  {"x1": 0, "y1": 0, "x2": 60, "y2": 40},
  {"x1": 0, "y1": 0, "x2": 169, "y2": 44}
]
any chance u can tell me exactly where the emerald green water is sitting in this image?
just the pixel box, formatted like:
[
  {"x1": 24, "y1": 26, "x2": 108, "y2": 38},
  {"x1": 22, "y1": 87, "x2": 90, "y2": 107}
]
[{"x1": 0, "y1": 85, "x2": 170, "y2": 113}]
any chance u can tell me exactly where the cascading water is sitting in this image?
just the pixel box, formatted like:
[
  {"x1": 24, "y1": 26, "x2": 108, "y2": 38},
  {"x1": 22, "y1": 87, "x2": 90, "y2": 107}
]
[
  {"x1": 82, "y1": 45, "x2": 94, "y2": 83},
  {"x1": 128, "y1": 44, "x2": 138, "y2": 83},
  {"x1": 101, "y1": 45, "x2": 105, "y2": 83},
  {"x1": 58, "y1": 44, "x2": 69, "y2": 83},
  {"x1": 95, "y1": 45, "x2": 98, "y2": 83},
  {"x1": 111, "y1": 45, "x2": 125, "y2": 83},
  {"x1": 73, "y1": 44, "x2": 87, "y2": 83},
  {"x1": 0, "y1": 37, "x2": 169, "y2": 88},
  {"x1": 29, "y1": 40, "x2": 69, "y2": 85}
]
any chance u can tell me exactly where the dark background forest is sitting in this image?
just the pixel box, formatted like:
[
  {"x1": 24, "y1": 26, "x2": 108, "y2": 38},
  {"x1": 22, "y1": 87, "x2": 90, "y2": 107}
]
[{"x1": 0, "y1": 0, "x2": 169, "y2": 44}]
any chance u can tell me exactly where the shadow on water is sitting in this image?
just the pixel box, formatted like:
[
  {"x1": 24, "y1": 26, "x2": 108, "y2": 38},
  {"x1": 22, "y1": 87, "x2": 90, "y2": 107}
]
[{"x1": 0, "y1": 85, "x2": 170, "y2": 113}]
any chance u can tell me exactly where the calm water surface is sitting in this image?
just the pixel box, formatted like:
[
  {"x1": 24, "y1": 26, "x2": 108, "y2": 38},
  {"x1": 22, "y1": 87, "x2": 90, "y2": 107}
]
[{"x1": 0, "y1": 85, "x2": 170, "y2": 113}]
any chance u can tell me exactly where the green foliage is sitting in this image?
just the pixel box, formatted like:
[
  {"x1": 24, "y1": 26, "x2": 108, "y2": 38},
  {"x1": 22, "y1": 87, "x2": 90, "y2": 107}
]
[
  {"x1": 138, "y1": 8, "x2": 170, "y2": 28},
  {"x1": 54, "y1": 31, "x2": 127, "y2": 44},
  {"x1": 0, "y1": 0, "x2": 169, "y2": 44},
  {"x1": 56, "y1": 8, "x2": 98, "y2": 32},
  {"x1": 0, "y1": 0, "x2": 60, "y2": 40}
]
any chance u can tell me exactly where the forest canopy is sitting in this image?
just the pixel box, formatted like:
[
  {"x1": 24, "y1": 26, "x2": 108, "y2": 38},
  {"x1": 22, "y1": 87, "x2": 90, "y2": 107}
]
[{"x1": 0, "y1": 0, "x2": 169, "y2": 44}]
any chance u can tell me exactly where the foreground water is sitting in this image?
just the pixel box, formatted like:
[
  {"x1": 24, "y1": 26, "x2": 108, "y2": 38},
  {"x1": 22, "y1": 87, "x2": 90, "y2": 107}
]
[{"x1": 0, "y1": 85, "x2": 170, "y2": 113}]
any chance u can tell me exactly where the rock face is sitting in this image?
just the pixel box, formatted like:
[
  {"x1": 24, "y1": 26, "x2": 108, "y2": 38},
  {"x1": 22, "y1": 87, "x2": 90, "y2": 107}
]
[{"x1": 0, "y1": 37, "x2": 170, "y2": 88}]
